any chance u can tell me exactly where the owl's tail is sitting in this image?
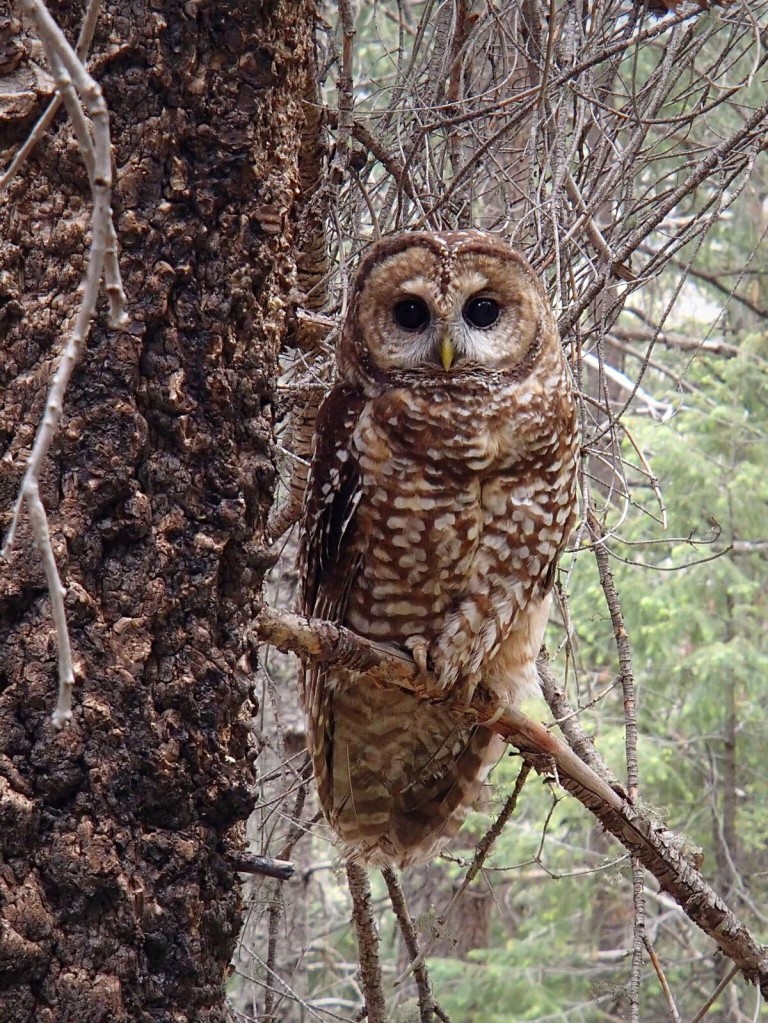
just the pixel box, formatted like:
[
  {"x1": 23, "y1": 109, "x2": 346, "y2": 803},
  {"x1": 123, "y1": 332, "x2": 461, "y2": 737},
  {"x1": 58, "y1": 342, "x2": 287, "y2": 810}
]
[{"x1": 316, "y1": 678, "x2": 505, "y2": 868}]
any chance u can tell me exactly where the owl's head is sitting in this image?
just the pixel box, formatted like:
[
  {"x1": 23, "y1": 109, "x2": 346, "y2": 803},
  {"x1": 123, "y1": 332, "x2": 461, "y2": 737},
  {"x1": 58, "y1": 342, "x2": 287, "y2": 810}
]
[{"x1": 338, "y1": 231, "x2": 558, "y2": 388}]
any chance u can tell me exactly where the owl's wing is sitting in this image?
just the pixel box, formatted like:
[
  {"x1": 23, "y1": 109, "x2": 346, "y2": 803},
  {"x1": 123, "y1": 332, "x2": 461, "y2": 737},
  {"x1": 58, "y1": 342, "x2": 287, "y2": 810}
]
[
  {"x1": 297, "y1": 384, "x2": 366, "y2": 784},
  {"x1": 298, "y1": 383, "x2": 365, "y2": 623}
]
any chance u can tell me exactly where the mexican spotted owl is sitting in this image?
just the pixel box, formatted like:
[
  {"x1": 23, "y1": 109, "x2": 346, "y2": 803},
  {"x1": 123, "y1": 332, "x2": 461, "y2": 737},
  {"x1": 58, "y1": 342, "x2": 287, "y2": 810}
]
[{"x1": 297, "y1": 230, "x2": 579, "y2": 868}]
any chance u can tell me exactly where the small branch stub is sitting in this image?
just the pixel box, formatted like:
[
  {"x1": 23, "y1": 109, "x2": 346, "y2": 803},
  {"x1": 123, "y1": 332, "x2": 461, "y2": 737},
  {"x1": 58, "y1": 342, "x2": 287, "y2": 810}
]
[{"x1": 227, "y1": 853, "x2": 295, "y2": 882}]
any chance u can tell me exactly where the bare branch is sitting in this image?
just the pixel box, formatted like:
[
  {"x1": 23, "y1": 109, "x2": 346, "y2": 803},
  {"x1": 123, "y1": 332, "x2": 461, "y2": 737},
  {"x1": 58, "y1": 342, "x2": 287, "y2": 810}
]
[
  {"x1": 612, "y1": 325, "x2": 741, "y2": 359},
  {"x1": 346, "y1": 862, "x2": 386, "y2": 1023},
  {"x1": 645, "y1": 935, "x2": 683, "y2": 1023},
  {"x1": 382, "y1": 866, "x2": 439, "y2": 1023},
  {"x1": 0, "y1": 0, "x2": 102, "y2": 190},
  {"x1": 395, "y1": 761, "x2": 532, "y2": 989},
  {"x1": 586, "y1": 510, "x2": 640, "y2": 801}
]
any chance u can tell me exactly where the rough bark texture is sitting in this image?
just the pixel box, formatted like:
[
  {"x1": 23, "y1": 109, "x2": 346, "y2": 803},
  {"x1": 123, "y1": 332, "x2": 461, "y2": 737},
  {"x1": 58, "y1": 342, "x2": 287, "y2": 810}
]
[{"x1": 0, "y1": 1, "x2": 314, "y2": 1020}]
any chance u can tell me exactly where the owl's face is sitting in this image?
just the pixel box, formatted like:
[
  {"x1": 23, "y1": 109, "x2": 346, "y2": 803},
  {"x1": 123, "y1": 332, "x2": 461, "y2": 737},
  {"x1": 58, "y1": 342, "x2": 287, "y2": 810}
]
[{"x1": 342, "y1": 231, "x2": 554, "y2": 383}]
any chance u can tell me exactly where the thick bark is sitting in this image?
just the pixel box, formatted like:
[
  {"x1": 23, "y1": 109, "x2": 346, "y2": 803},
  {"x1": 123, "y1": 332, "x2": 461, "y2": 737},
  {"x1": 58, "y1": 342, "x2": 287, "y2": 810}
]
[{"x1": 0, "y1": 1, "x2": 314, "y2": 1020}]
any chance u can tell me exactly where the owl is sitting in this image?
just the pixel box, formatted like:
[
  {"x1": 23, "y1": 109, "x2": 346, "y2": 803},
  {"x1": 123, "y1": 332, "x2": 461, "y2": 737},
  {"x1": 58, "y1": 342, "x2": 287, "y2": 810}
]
[{"x1": 297, "y1": 230, "x2": 579, "y2": 868}]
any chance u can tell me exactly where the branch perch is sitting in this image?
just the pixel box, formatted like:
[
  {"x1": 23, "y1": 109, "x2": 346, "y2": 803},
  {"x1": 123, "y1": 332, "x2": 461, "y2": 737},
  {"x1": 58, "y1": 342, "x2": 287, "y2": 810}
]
[{"x1": 256, "y1": 604, "x2": 768, "y2": 997}]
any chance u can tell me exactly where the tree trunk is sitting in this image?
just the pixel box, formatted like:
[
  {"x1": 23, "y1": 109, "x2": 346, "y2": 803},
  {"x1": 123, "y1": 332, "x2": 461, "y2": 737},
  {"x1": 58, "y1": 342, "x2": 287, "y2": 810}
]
[{"x1": 0, "y1": 1, "x2": 313, "y2": 1019}]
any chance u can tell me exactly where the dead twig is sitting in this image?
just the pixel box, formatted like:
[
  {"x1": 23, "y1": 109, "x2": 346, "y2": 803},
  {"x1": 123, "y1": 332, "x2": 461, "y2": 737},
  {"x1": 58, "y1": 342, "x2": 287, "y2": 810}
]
[
  {"x1": 382, "y1": 866, "x2": 440, "y2": 1023},
  {"x1": 395, "y1": 761, "x2": 532, "y2": 987},
  {"x1": 347, "y1": 862, "x2": 387, "y2": 1023},
  {"x1": 644, "y1": 935, "x2": 682, "y2": 1023}
]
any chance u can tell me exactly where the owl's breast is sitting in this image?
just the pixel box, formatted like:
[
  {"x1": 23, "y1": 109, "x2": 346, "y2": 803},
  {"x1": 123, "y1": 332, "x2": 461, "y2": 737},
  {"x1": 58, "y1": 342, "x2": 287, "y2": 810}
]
[
  {"x1": 342, "y1": 381, "x2": 576, "y2": 653},
  {"x1": 344, "y1": 400, "x2": 487, "y2": 644}
]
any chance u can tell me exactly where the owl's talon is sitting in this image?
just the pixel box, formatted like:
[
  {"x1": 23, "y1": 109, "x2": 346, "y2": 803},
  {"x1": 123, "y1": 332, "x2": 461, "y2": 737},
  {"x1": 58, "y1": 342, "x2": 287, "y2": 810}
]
[
  {"x1": 462, "y1": 675, "x2": 480, "y2": 708},
  {"x1": 404, "y1": 638, "x2": 453, "y2": 701},
  {"x1": 404, "y1": 637, "x2": 430, "y2": 676},
  {"x1": 478, "y1": 703, "x2": 508, "y2": 726}
]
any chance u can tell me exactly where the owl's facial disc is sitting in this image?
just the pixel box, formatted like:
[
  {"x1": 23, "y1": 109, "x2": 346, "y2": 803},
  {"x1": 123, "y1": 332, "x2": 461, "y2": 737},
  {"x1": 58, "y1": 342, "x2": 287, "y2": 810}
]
[{"x1": 350, "y1": 238, "x2": 546, "y2": 378}]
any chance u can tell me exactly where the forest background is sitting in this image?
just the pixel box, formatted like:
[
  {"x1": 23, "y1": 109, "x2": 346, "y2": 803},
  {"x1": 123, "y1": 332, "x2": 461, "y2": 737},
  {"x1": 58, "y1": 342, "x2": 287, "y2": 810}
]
[{"x1": 1, "y1": 1, "x2": 767, "y2": 1022}]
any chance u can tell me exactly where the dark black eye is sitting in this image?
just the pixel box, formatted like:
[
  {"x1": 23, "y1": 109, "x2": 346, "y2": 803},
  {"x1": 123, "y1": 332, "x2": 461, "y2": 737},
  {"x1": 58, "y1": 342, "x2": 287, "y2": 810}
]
[
  {"x1": 393, "y1": 298, "x2": 430, "y2": 332},
  {"x1": 463, "y1": 297, "x2": 500, "y2": 328}
]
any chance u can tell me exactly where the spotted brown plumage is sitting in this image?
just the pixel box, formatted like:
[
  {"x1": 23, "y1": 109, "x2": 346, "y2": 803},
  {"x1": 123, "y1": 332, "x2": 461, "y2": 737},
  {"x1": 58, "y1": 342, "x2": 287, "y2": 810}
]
[{"x1": 297, "y1": 230, "x2": 579, "y2": 867}]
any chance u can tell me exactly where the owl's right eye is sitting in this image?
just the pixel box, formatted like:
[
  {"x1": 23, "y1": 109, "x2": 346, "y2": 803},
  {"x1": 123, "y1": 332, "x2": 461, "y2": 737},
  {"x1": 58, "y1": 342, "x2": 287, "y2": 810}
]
[{"x1": 393, "y1": 298, "x2": 431, "y2": 332}]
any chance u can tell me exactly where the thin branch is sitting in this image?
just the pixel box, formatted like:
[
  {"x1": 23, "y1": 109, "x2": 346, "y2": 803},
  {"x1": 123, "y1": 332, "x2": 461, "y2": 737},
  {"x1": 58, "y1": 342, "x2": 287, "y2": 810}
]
[
  {"x1": 560, "y1": 95, "x2": 768, "y2": 333},
  {"x1": 347, "y1": 863, "x2": 387, "y2": 1023},
  {"x1": 395, "y1": 762, "x2": 531, "y2": 988},
  {"x1": 538, "y1": 650, "x2": 625, "y2": 793},
  {"x1": 382, "y1": 867, "x2": 441, "y2": 1023},
  {"x1": 325, "y1": 111, "x2": 422, "y2": 206},
  {"x1": 667, "y1": 256, "x2": 768, "y2": 321},
  {"x1": 616, "y1": 323, "x2": 740, "y2": 359},
  {"x1": 0, "y1": 0, "x2": 102, "y2": 190},
  {"x1": 630, "y1": 858, "x2": 647, "y2": 1023},
  {"x1": 644, "y1": 935, "x2": 682, "y2": 1023},
  {"x1": 689, "y1": 964, "x2": 741, "y2": 1023},
  {"x1": 587, "y1": 510, "x2": 640, "y2": 802},
  {"x1": 263, "y1": 879, "x2": 284, "y2": 1022},
  {"x1": 329, "y1": 0, "x2": 357, "y2": 186}
]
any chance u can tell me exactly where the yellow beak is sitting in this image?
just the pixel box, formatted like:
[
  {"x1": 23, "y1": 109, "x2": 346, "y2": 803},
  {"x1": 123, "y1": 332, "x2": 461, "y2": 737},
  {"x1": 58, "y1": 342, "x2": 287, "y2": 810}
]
[{"x1": 440, "y1": 336, "x2": 455, "y2": 370}]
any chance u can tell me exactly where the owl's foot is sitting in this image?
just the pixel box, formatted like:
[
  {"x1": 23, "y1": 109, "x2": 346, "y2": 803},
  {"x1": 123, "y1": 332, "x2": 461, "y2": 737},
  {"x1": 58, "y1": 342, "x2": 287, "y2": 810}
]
[{"x1": 403, "y1": 637, "x2": 453, "y2": 701}]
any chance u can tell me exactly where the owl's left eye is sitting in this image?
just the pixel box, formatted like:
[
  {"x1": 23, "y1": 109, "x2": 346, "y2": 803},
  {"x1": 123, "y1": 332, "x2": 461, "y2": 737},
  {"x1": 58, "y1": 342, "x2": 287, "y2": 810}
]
[
  {"x1": 393, "y1": 298, "x2": 431, "y2": 332},
  {"x1": 463, "y1": 297, "x2": 500, "y2": 328}
]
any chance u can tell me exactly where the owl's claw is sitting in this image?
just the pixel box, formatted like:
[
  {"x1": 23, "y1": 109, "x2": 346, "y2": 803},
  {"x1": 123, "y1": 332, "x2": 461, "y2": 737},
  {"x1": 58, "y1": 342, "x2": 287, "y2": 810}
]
[
  {"x1": 404, "y1": 636, "x2": 430, "y2": 676},
  {"x1": 462, "y1": 673, "x2": 481, "y2": 708},
  {"x1": 403, "y1": 638, "x2": 486, "y2": 710},
  {"x1": 404, "y1": 638, "x2": 453, "y2": 701},
  {"x1": 478, "y1": 701, "x2": 507, "y2": 725}
]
